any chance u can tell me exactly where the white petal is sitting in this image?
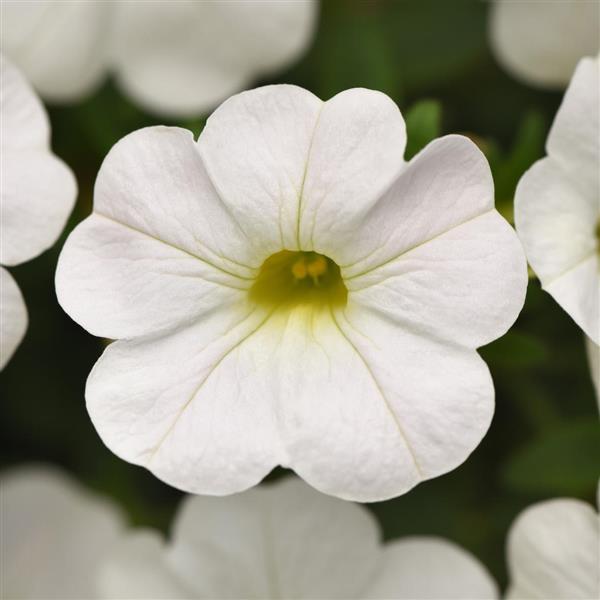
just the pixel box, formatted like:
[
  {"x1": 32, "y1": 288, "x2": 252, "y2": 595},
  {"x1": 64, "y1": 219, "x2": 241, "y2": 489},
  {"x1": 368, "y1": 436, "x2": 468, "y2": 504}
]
[
  {"x1": 347, "y1": 210, "x2": 526, "y2": 348},
  {"x1": 86, "y1": 302, "x2": 284, "y2": 495},
  {"x1": 110, "y1": 1, "x2": 316, "y2": 117},
  {"x1": 98, "y1": 531, "x2": 190, "y2": 600},
  {"x1": 547, "y1": 56, "x2": 600, "y2": 186},
  {"x1": 364, "y1": 537, "x2": 498, "y2": 599},
  {"x1": 0, "y1": 0, "x2": 110, "y2": 101},
  {"x1": 297, "y1": 88, "x2": 407, "y2": 253},
  {"x1": 334, "y1": 135, "x2": 495, "y2": 277},
  {"x1": 1, "y1": 54, "x2": 48, "y2": 149},
  {"x1": 198, "y1": 85, "x2": 323, "y2": 255},
  {"x1": 1, "y1": 150, "x2": 76, "y2": 266},
  {"x1": 1, "y1": 55, "x2": 77, "y2": 266},
  {"x1": 0, "y1": 267, "x2": 27, "y2": 370},
  {"x1": 585, "y1": 336, "x2": 600, "y2": 409},
  {"x1": 506, "y1": 498, "x2": 600, "y2": 599},
  {"x1": 169, "y1": 478, "x2": 380, "y2": 598},
  {"x1": 257, "y1": 304, "x2": 493, "y2": 502},
  {"x1": 1, "y1": 465, "x2": 125, "y2": 600},
  {"x1": 515, "y1": 157, "x2": 599, "y2": 343},
  {"x1": 489, "y1": 0, "x2": 600, "y2": 88},
  {"x1": 56, "y1": 126, "x2": 259, "y2": 339},
  {"x1": 56, "y1": 214, "x2": 249, "y2": 340},
  {"x1": 100, "y1": 477, "x2": 381, "y2": 599}
]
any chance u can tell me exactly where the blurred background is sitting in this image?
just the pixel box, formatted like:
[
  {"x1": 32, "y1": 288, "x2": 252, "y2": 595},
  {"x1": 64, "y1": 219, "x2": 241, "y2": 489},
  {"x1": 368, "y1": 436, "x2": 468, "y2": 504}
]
[{"x1": 1, "y1": 0, "x2": 598, "y2": 591}]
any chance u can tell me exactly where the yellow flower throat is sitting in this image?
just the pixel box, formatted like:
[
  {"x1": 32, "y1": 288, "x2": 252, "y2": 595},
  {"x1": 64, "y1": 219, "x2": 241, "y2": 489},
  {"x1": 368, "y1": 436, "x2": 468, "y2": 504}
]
[{"x1": 249, "y1": 250, "x2": 348, "y2": 308}]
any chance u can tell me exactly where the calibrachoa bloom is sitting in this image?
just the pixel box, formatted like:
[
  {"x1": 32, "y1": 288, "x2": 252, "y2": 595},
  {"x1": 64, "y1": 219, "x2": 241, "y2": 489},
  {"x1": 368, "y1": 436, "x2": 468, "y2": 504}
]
[
  {"x1": 1, "y1": 466, "x2": 125, "y2": 599},
  {"x1": 489, "y1": 0, "x2": 600, "y2": 89},
  {"x1": 506, "y1": 485, "x2": 600, "y2": 599},
  {"x1": 100, "y1": 476, "x2": 498, "y2": 600},
  {"x1": 0, "y1": 55, "x2": 76, "y2": 370},
  {"x1": 586, "y1": 337, "x2": 599, "y2": 409},
  {"x1": 0, "y1": 0, "x2": 317, "y2": 116},
  {"x1": 515, "y1": 56, "x2": 600, "y2": 347},
  {"x1": 56, "y1": 85, "x2": 527, "y2": 501}
]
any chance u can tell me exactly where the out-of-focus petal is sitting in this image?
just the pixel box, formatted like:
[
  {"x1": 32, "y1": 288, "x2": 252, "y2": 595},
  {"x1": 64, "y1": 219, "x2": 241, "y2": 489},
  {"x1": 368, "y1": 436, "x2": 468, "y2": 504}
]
[{"x1": 0, "y1": 267, "x2": 27, "y2": 370}]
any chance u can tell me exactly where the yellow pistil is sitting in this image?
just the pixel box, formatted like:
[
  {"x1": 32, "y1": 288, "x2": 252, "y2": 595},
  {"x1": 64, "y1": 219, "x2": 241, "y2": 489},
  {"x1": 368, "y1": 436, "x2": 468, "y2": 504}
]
[{"x1": 250, "y1": 250, "x2": 347, "y2": 308}]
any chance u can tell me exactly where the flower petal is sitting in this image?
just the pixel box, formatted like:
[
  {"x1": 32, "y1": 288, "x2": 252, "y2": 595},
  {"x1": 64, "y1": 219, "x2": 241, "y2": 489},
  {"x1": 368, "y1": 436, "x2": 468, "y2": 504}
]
[
  {"x1": 57, "y1": 126, "x2": 263, "y2": 339},
  {"x1": 515, "y1": 157, "x2": 599, "y2": 343},
  {"x1": 346, "y1": 210, "x2": 527, "y2": 348},
  {"x1": 1, "y1": 465, "x2": 125, "y2": 600},
  {"x1": 0, "y1": 0, "x2": 110, "y2": 101},
  {"x1": 271, "y1": 304, "x2": 493, "y2": 502},
  {"x1": 110, "y1": 1, "x2": 316, "y2": 116},
  {"x1": 364, "y1": 537, "x2": 498, "y2": 599},
  {"x1": 0, "y1": 267, "x2": 27, "y2": 370},
  {"x1": 489, "y1": 0, "x2": 599, "y2": 88},
  {"x1": 506, "y1": 498, "x2": 600, "y2": 599},
  {"x1": 547, "y1": 56, "x2": 600, "y2": 187},
  {"x1": 297, "y1": 88, "x2": 407, "y2": 253},
  {"x1": 198, "y1": 85, "x2": 322, "y2": 255},
  {"x1": 1, "y1": 54, "x2": 48, "y2": 149},
  {"x1": 56, "y1": 214, "x2": 249, "y2": 339},
  {"x1": 585, "y1": 336, "x2": 600, "y2": 409},
  {"x1": 1, "y1": 151, "x2": 76, "y2": 266},
  {"x1": 98, "y1": 531, "x2": 190, "y2": 600},
  {"x1": 86, "y1": 302, "x2": 284, "y2": 495},
  {"x1": 170, "y1": 478, "x2": 380, "y2": 598},
  {"x1": 331, "y1": 135, "x2": 494, "y2": 276}
]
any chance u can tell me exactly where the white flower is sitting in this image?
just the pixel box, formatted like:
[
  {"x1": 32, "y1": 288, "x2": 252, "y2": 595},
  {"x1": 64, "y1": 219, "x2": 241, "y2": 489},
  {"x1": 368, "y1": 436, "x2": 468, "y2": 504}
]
[
  {"x1": 489, "y1": 0, "x2": 600, "y2": 88},
  {"x1": 506, "y1": 485, "x2": 600, "y2": 599},
  {"x1": 0, "y1": 54, "x2": 76, "y2": 370},
  {"x1": 56, "y1": 85, "x2": 527, "y2": 502},
  {"x1": 1, "y1": 465, "x2": 125, "y2": 599},
  {"x1": 515, "y1": 56, "x2": 600, "y2": 346},
  {"x1": 0, "y1": 0, "x2": 317, "y2": 116},
  {"x1": 586, "y1": 336, "x2": 599, "y2": 409},
  {"x1": 99, "y1": 476, "x2": 498, "y2": 600}
]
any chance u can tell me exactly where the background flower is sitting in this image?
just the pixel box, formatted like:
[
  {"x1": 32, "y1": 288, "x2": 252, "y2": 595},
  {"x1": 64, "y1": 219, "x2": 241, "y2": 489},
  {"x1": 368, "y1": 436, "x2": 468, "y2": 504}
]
[
  {"x1": 1, "y1": 465, "x2": 125, "y2": 599},
  {"x1": 99, "y1": 476, "x2": 498, "y2": 600},
  {"x1": 515, "y1": 56, "x2": 599, "y2": 347},
  {"x1": 0, "y1": 55, "x2": 76, "y2": 370},
  {"x1": 0, "y1": 0, "x2": 317, "y2": 116},
  {"x1": 506, "y1": 486, "x2": 600, "y2": 599},
  {"x1": 489, "y1": 0, "x2": 600, "y2": 88}
]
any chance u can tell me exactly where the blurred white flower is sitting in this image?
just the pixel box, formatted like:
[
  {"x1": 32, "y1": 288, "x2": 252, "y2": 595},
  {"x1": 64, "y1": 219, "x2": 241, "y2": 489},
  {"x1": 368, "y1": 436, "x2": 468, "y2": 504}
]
[
  {"x1": 515, "y1": 56, "x2": 599, "y2": 345},
  {"x1": 0, "y1": 0, "x2": 317, "y2": 116},
  {"x1": 99, "y1": 476, "x2": 498, "y2": 600},
  {"x1": 56, "y1": 84, "x2": 527, "y2": 502},
  {"x1": 1, "y1": 465, "x2": 125, "y2": 599},
  {"x1": 0, "y1": 54, "x2": 76, "y2": 370},
  {"x1": 586, "y1": 336, "x2": 599, "y2": 408},
  {"x1": 506, "y1": 486, "x2": 600, "y2": 599},
  {"x1": 489, "y1": 0, "x2": 599, "y2": 88}
]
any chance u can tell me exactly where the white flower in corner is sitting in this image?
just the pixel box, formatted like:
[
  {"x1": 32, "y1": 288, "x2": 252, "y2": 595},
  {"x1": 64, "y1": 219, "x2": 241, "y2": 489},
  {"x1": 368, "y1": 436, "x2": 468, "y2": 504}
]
[
  {"x1": 506, "y1": 485, "x2": 600, "y2": 599},
  {"x1": 0, "y1": 0, "x2": 317, "y2": 116},
  {"x1": 1, "y1": 466, "x2": 125, "y2": 599},
  {"x1": 99, "y1": 477, "x2": 498, "y2": 600},
  {"x1": 56, "y1": 85, "x2": 527, "y2": 501},
  {"x1": 0, "y1": 55, "x2": 76, "y2": 370},
  {"x1": 489, "y1": 0, "x2": 599, "y2": 88},
  {"x1": 515, "y1": 56, "x2": 600, "y2": 346},
  {"x1": 586, "y1": 336, "x2": 599, "y2": 409}
]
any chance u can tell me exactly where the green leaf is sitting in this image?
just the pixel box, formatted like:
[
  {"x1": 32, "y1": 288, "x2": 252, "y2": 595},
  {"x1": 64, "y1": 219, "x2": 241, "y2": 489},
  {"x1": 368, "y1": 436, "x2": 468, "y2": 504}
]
[
  {"x1": 502, "y1": 419, "x2": 600, "y2": 496},
  {"x1": 404, "y1": 100, "x2": 442, "y2": 159}
]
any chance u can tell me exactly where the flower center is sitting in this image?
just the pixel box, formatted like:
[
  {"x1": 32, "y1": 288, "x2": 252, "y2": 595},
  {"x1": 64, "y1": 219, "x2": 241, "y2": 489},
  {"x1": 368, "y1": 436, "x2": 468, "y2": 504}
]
[{"x1": 249, "y1": 250, "x2": 348, "y2": 308}]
